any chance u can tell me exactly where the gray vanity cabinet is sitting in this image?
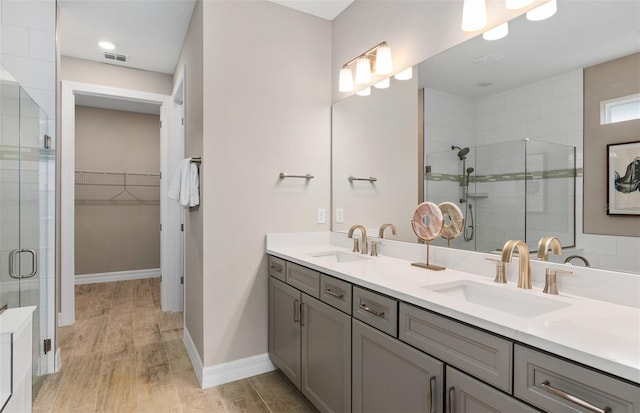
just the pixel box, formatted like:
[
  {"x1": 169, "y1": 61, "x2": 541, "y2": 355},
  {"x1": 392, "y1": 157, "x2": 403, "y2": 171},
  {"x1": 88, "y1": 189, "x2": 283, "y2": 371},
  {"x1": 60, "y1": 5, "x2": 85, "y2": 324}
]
[
  {"x1": 301, "y1": 292, "x2": 351, "y2": 413},
  {"x1": 352, "y1": 319, "x2": 444, "y2": 413},
  {"x1": 268, "y1": 277, "x2": 301, "y2": 387},
  {"x1": 446, "y1": 367, "x2": 538, "y2": 413},
  {"x1": 269, "y1": 275, "x2": 351, "y2": 413}
]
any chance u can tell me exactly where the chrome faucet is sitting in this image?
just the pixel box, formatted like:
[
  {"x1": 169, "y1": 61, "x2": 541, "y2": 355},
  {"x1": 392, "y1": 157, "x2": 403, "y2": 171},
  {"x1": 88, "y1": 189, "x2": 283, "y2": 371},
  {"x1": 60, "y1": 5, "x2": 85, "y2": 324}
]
[
  {"x1": 348, "y1": 225, "x2": 368, "y2": 255},
  {"x1": 379, "y1": 223, "x2": 397, "y2": 239},
  {"x1": 501, "y1": 240, "x2": 532, "y2": 289},
  {"x1": 537, "y1": 236, "x2": 562, "y2": 261}
]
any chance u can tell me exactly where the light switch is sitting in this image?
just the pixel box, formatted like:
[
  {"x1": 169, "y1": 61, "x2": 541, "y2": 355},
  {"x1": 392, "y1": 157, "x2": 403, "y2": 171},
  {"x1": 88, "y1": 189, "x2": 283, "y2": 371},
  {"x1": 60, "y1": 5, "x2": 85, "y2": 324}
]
[
  {"x1": 335, "y1": 208, "x2": 344, "y2": 223},
  {"x1": 316, "y1": 208, "x2": 326, "y2": 224}
]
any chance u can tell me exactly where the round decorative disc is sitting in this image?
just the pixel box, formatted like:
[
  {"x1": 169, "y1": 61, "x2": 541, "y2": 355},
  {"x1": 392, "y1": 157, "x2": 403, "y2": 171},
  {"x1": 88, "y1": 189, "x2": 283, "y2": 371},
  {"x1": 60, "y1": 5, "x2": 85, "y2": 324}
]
[
  {"x1": 411, "y1": 201, "x2": 444, "y2": 242},
  {"x1": 439, "y1": 202, "x2": 464, "y2": 240}
]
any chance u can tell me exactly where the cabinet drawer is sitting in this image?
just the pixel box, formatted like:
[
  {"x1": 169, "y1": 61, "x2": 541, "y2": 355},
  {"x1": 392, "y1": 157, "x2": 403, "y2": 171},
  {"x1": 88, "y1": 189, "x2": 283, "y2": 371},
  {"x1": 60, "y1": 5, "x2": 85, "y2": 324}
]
[
  {"x1": 353, "y1": 286, "x2": 397, "y2": 337},
  {"x1": 268, "y1": 256, "x2": 286, "y2": 282},
  {"x1": 446, "y1": 366, "x2": 538, "y2": 413},
  {"x1": 320, "y1": 274, "x2": 352, "y2": 315},
  {"x1": 286, "y1": 262, "x2": 320, "y2": 298},
  {"x1": 514, "y1": 344, "x2": 640, "y2": 413},
  {"x1": 399, "y1": 303, "x2": 513, "y2": 393}
]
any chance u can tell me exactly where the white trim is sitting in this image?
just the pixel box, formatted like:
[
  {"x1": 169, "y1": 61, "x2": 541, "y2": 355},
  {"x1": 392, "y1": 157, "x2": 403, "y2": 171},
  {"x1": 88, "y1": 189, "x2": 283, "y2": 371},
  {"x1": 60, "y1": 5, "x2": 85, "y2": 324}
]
[
  {"x1": 182, "y1": 328, "x2": 275, "y2": 389},
  {"x1": 183, "y1": 327, "x2": 204, "y2": 386},
  {"x1": 60, "y1": 80, "x2": 171, "y2": 326},
  {"x1": 201, "y1": 354, "x2": 276, "y2": 389},
  {"x1": 75, "y1": 268, "x2": 161, "y2": 285}
]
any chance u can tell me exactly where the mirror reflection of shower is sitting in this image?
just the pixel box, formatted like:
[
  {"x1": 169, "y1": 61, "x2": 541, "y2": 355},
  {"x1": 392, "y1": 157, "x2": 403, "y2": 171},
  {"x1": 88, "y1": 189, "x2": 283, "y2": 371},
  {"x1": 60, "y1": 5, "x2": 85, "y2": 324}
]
[{"x1": 451, "y1": 145, "x2": 475, "y2": 242}]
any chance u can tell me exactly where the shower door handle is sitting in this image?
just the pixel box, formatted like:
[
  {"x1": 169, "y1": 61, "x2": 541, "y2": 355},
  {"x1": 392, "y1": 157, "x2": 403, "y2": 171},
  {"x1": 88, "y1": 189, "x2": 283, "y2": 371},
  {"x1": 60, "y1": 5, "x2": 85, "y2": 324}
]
[
  {"x1": 8, "y1": 249, "x2": 20, "y2": 279},
  {"x1": 21, "y1": 249, "x2": 38, "y2": 278},
  {"x1": 8, "y1": 249, "x2": 38, "y2": 279}
]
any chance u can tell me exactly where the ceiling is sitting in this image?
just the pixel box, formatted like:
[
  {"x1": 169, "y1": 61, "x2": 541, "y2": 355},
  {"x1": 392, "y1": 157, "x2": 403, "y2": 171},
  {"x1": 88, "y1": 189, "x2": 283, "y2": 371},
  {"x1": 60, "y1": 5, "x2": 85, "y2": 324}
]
[
  {"x1": 419, "y1": 1, "x2": 640, "y2": 99},
  {"x1": 59, "y1": 0, "x2": 351, "y2": 77}
]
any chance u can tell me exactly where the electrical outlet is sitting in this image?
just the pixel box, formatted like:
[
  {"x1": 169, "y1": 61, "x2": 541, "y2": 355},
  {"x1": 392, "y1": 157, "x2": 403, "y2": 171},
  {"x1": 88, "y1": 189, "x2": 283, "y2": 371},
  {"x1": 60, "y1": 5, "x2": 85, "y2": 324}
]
[
  {"x1": 316, "y1": 208, "x2": 326, "y2": 224},
  {"x1": 335, "y1": 208, "x2": 344, "y2": 223}
]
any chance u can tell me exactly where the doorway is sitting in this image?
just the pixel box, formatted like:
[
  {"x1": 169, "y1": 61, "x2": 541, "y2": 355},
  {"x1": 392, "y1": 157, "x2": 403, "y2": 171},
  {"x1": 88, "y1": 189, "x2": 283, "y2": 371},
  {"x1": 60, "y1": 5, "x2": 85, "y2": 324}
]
[{"x1": 60, "y1": 81, "x2": 184, "y2": 327}]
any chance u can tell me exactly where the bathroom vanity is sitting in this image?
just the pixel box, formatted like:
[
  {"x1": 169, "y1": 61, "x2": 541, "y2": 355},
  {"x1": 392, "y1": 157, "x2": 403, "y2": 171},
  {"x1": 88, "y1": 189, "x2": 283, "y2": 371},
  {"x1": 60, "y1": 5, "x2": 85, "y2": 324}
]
[{"x1": 266, "y1": 232, "x2": 639, "y2": 413}]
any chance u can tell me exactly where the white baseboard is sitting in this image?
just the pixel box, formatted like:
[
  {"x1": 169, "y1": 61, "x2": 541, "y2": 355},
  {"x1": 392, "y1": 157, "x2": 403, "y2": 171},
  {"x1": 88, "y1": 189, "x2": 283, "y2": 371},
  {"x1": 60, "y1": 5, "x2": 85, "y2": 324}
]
[
  {"x1": 202, "y1": 353, "x2": 276, "y2": 389},
  {"x1": 183, "y1": 327, "x2": 204, "y2": 386},
  {"x1": 183, "y1": 328, "x2": 276, "y2": 389},
  {"x1": 75, "y1": 268, "x2": 161, "y2": 285}
]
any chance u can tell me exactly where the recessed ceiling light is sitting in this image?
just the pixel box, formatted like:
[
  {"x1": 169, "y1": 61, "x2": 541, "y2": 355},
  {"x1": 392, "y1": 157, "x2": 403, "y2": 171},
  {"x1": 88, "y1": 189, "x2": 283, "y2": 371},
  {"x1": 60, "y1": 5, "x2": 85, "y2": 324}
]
[{"x1": 98, "y1": 41, "x2": 115, "y2": 50}]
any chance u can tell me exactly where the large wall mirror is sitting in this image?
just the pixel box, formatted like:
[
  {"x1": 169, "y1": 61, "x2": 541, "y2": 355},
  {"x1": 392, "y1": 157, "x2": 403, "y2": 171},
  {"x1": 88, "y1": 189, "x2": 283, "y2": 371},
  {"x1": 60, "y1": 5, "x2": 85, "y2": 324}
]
[{"x1": 332, "y1": 1, "x2": 640, "y2": 274}]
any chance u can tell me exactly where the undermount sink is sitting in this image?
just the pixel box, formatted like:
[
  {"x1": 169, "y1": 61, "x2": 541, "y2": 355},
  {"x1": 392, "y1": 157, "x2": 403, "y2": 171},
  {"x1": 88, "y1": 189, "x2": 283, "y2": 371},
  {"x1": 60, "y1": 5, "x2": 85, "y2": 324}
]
[
  {"x1": 426, "y1": 280, "x2": 571, "y2": 318},
  {"x1": 308, "y1": 251, "x2": 371, "y2": 263}
]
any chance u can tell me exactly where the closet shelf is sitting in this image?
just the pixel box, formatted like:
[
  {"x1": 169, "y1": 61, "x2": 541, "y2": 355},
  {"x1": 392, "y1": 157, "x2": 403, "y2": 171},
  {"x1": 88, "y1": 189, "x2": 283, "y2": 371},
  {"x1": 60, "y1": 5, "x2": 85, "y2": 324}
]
[{"x1": 75, "y1": 170, "x2": 160, "y2": 205}]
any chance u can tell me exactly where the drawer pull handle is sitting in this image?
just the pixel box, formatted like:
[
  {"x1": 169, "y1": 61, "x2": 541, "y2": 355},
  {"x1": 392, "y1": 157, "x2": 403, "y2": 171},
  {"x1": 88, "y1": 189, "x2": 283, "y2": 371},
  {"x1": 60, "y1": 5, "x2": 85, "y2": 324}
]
[
  {"x1": 325, "y1": 288, "x2": 344, "y2": 299},
  {"x1": 359, "y1": 303, "x2": 385, "y2": 318},
  {"x1": 270, "y1": 264, "x2": 283, "y2": 272},
  {"x1": 293, "y1": 300, "x2": 300, "y2": 322},
  {"x1": 427, "y1": 376, "x2": 436, "y2": 413},
  {"x1": 446, "y1": 386, "x2": 454, "y2": 413},
  {"x1": 540, "y1": 381, "x2": 611, "y2": 413}
]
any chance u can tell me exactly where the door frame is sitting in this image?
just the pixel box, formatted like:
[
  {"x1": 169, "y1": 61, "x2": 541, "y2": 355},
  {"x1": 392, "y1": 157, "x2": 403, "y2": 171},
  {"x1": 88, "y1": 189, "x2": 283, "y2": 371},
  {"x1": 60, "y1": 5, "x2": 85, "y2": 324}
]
[{"x1": 59, "y1": 80, "x2": 173, "y2": 326}]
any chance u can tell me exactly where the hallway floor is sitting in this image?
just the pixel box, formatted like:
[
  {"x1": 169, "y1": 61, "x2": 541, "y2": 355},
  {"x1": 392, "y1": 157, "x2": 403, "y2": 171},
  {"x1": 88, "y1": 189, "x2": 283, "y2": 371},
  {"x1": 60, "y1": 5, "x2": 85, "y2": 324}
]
[{"x1": 33, "y1": 278, "x2": 316, "y2": 413}]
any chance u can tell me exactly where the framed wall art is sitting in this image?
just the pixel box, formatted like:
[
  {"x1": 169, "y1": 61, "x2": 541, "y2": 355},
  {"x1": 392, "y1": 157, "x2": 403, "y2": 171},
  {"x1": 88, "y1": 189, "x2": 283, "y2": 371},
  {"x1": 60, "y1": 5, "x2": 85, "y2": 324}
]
[{"x1": 607, "y1": 141, "x2": 640, "y2": 215}]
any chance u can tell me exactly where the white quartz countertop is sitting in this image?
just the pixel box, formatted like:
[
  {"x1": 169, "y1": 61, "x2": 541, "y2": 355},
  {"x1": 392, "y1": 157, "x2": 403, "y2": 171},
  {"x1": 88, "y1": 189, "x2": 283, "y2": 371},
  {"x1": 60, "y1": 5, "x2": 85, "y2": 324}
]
[{"x1": 267, "y1": 240, "x2": 640, "y2": 385}]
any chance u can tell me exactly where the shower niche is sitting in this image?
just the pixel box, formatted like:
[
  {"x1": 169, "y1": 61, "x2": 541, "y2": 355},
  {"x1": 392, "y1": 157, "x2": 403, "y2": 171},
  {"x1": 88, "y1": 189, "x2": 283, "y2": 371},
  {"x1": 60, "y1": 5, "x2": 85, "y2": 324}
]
[{"x1": 424, "y1": 139, "x2": 576, "y2": 253}]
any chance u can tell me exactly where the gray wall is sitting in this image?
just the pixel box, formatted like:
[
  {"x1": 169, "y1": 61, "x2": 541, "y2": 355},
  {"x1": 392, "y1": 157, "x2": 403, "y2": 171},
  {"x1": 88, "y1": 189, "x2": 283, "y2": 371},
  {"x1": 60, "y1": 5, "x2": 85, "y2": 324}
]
[
  {"x1": 74, "y1": 106, "x2": 160, "y2": 275},
  {"x1": 584, "y1": 52, "x2": 640, "y2": 237},
  {"x1": 174, "y1": 0, "x2": 205, "y2": 360}
]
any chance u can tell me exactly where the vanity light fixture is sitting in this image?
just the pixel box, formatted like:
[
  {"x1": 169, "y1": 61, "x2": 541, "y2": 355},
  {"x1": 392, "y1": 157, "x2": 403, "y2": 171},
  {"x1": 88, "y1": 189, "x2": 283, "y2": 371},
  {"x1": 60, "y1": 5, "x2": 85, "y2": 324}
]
[
  {"x1": 355, "y1": 56, "x2": 373, "y2": 84},
  {"x1": 505, "y1": 0, "x2": 534, "y2": 10},
  {"x1": 482, "y1": 22, "x2": 509, "y2": 40},
  {"x1": 356, "y1": 87, "x2": 371, "y2": 97},
  {"x1": 526, "y1": 0, "x2": 557, "y2": 21},
  {"x1": 338, "y1": 41, "x2": 393, "y2": 92},
  {"x1": 338, "y1": 65, "x2": 354, "y2": 92},
  {"x1": 98, "y1": 40, "x2": 115, "y2": 50},
  {"x1": 394, "y1": 66, "x2": 413, "y2": 81},
  {"x1": 461, "y1": 0, "x2": 488, "y2": 32}
]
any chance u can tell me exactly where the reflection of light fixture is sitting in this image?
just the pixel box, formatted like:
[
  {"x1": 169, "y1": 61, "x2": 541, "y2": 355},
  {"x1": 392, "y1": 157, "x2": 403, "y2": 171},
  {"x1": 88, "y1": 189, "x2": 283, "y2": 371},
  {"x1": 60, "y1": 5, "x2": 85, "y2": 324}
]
[
  {"x1": 338, "y1": 65, "x2": 354, "y2": 92},
  {"x1": 337, "y1": 42, "x2": 393, "y2": 92},
  {"x1": 526, "y1": 0, "x2": 557, "y2": 21},
  {"x1": 395, "y1": 67, "x2": 413, "y2": 80},
  {"x1": 483, "y1": 22, "x2": 509, "y2": 40},
  {"x1": 374, "y1": 78, "x2": 390, "y2": 89},
  {"x1": 356, "y1": 87, "x2": 371, "y2": 96},
  {"x1": 462, "y1": 0, "x2": 487, "y2": 31},
  {"x1": 505, "y1": 0, "x2": 533, "y2": 9},
  {"x1": 98, "y1": 41, "x2": 115, "y2": 50}
]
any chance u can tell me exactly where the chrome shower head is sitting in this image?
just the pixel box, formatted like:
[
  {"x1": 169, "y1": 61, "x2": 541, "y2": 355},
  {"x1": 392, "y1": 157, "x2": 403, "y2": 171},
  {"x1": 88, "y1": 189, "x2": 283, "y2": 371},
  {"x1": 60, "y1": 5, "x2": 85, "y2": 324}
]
[{"x1": 466, "y1": 167, "x2": 475, "y2": 174}]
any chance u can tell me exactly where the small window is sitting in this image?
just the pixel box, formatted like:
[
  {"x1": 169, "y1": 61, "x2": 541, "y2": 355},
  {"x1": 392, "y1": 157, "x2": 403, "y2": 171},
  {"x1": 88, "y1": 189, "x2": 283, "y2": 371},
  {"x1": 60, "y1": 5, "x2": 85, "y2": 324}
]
[{"x1": 600, "y1": 93, "x2": 640, "y2": 125}]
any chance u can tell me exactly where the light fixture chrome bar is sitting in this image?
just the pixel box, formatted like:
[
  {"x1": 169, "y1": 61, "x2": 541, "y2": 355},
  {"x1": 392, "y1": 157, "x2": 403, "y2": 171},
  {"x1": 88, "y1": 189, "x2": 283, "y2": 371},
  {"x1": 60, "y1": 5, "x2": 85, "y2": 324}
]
[
  {"x1": 279, "y1": 173, "x2": 314, "y2": 180},
  {"x1": 348, "y1": 176, "x2": 377, "y2": 183}
]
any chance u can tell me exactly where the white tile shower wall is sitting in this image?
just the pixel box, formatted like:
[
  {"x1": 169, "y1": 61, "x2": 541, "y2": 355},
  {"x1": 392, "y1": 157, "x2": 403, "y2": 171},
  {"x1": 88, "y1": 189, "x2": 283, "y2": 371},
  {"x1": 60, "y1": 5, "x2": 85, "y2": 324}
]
[{"x1": 424, "y1": 88, "x2": 475, "y2": 154}]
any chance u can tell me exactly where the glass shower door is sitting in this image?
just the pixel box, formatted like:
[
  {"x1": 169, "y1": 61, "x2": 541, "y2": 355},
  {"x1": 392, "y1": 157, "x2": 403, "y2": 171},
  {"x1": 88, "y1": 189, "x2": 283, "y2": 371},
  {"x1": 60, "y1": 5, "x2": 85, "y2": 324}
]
[{"x1": 0, "y1": 66, "x2": 53, "y2": 383}]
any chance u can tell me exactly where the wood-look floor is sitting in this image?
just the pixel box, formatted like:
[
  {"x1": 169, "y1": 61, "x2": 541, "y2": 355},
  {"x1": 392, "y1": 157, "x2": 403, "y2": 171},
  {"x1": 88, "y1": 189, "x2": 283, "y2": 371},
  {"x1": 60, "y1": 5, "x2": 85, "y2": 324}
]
[{"x1": 33, "y1": 278, "x2": 316, "y2": 413}]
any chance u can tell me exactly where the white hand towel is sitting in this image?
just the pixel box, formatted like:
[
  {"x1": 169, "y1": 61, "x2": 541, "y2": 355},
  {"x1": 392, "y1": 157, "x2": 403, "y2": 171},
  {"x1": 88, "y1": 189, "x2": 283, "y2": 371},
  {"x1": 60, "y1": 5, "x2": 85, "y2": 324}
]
[
  {"x1": 168, "y1": 158, "x2": 190, "y2": 201},
  {"x1": 179, "y1": 158, "x2": 191, "y2": 207},
  {"x1": 189, "y1": 162, "x2": 200, "y2": 207}
]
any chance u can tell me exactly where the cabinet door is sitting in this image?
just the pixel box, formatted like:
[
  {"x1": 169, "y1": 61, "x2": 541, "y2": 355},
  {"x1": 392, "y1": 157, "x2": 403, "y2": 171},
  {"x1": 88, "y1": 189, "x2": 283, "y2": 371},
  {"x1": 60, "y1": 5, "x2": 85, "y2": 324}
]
[
  {"x1": 301, "y1": 294, "x2": 351, "y2": 413},
  {"x1": 353, "y1": 319, "x2": 443, "y2": 413},
  {"x1": 446, "y1": 367, "x2": 538, "y2": 413},
  {"x1": 269, "y1": 277, "x2": 301, "y2": 388}
]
